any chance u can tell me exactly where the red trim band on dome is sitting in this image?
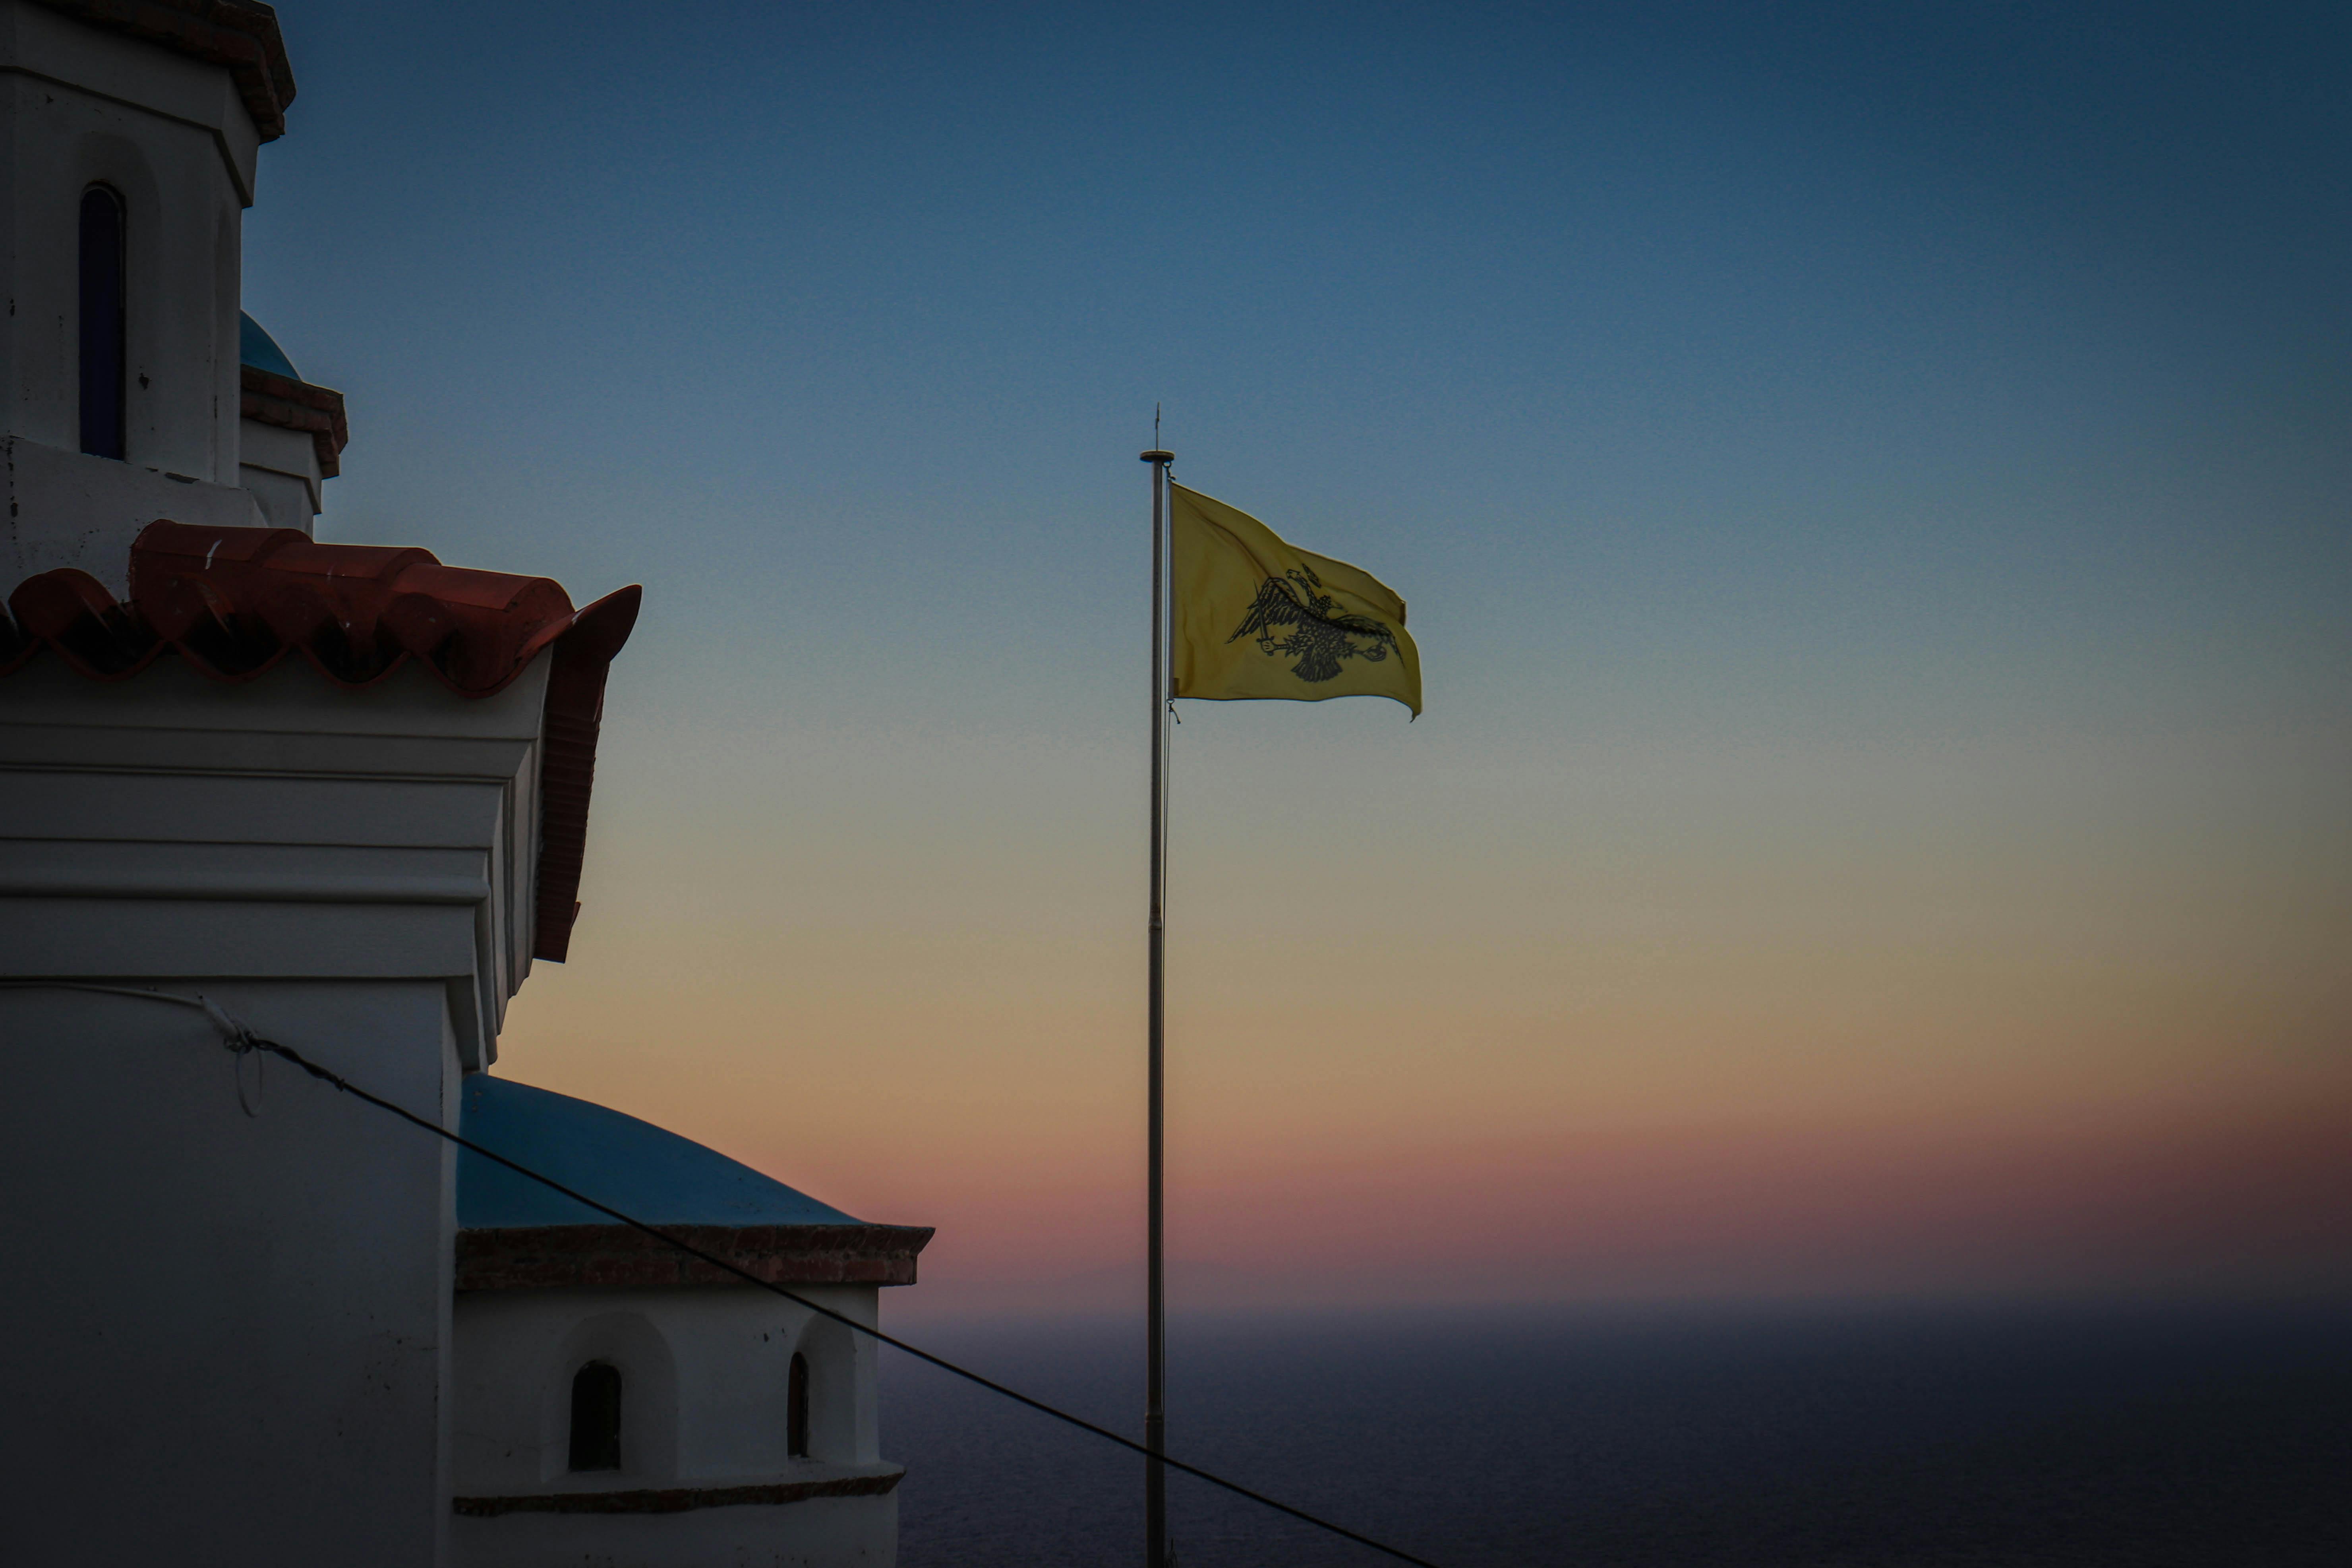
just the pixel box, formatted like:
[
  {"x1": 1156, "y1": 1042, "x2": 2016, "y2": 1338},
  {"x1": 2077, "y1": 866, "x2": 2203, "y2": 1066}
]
[
  {"x1": 1, "y1": 520, "x2": 640, "y2": 963},
  {"x1": 455, "y1": 1224, "x2": 937, "y2": 1292}
]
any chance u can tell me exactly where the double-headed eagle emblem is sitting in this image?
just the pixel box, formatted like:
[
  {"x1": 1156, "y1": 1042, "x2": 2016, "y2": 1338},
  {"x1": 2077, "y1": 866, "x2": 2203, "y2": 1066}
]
[{"x1": 1226, "y1": 565, "x2": 1398, "y2": 683}]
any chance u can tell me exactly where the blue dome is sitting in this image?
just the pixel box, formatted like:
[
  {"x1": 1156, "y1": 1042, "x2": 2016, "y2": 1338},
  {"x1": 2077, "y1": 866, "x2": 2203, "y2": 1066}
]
[
  {"x1": 457, "y1": 1075, "x2": 863, "y2": 1230},
  {"x1": 238, "y1": 311, "x2": 301, "y2": 380}
]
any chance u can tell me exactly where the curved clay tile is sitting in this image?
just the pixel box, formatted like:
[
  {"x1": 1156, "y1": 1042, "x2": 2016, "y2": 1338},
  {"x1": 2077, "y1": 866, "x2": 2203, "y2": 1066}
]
[
  {"x1": 2, "y1": 520, "x2": 642, "y2": 963},
  {"x1": 126, "y1": 520, "x2": 582, "y2": 694}
]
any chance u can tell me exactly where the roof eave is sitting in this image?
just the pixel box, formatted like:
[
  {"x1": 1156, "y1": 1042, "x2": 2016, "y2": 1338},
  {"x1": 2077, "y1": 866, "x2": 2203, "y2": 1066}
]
[{"x1": 455, "y1": 1222, "x2": 938, "y2": 1292}]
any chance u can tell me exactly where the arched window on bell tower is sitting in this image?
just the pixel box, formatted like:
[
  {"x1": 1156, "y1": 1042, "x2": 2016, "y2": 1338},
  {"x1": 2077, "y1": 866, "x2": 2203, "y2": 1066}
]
[
  {"x1": 78, "y1": 185, "x2": 127, "y2": 460},
  {"x1": 569, "y1": 1361, "x2": 623, "y2": 1472},
  {"x1": 787, "y1": 1352, "x2": 811, "y2": 1458}
]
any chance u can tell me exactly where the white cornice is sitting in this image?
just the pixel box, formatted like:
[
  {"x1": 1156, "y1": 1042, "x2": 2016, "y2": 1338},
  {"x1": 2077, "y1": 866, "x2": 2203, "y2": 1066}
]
[{"x1": 0, "y1": 655, "x2": 554, "y2": 1069}]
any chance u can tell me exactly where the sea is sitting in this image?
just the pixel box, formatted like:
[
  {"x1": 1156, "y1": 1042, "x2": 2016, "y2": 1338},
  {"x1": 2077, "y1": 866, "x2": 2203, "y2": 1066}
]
[{"x1": 879, "y1": 1299, "x2": 2350, "y2": 1567}]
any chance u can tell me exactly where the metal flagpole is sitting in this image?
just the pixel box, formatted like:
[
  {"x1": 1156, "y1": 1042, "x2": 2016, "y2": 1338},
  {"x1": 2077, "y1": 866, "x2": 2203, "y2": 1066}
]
[{"x1": 1139, "y1": 440, "x2": 1174, "y2": 1568}]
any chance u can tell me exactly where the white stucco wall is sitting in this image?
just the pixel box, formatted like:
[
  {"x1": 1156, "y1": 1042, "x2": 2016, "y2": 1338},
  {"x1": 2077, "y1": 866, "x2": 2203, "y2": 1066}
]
[
  {"x1": 0, "y1": 979, "x2": 461, "y2": 1567},
  {"x1": 0, "y1": 0, "x2": 255, "y2": 460},
  {"x1": 0, "y1": 0, "x2": 263, "y2": 588},
  {"x1": 1, "y1": 430, "x2": 266, "y2": 587},
  {"x1": 454, "y1": 1284, "x2": 886, "y2": 1485},
  {"x1": 450, "y1": 1284, "x2": 899, "y2": 1568},
  {"x1": 238, "y1": 414, "x2": 322, "y2": 531},
  {"x1": 455, "y1": 1494, "x2": 900, "y2": 1568},
  {"x1": 0, "y1": 650, "x2": 561, "y2": 1565}
]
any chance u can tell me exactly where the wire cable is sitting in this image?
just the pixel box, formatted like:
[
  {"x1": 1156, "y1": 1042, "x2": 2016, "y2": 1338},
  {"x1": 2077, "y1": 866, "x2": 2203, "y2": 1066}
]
[{"x1": 0, "y1": 982, "x2": 1445, "y2": 1568}]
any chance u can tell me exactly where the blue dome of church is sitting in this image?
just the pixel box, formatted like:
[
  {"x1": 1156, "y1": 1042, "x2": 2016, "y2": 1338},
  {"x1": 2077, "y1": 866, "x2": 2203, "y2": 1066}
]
[
  {"x1": 457, "y1": 1074, "x2": 863, "y2": 1230},
  {"x1": 238, "y1": 310, "x2": 301, "y2": 380}
]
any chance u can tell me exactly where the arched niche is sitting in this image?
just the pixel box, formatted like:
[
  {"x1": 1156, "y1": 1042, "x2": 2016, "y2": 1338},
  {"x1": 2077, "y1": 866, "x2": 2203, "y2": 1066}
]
[
  {"x1": 791, "y1": 1312, "x2": 860, "y2": 1464},
  {"x1": 538, "y1": 1310, "x2": 679, "y2": 1483}
]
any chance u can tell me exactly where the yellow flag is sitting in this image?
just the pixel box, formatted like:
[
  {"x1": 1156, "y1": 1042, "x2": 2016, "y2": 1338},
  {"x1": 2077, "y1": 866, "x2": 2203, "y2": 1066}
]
[{"x1": 1170, "y1": 482, "x2": 1421, "y2": 717}]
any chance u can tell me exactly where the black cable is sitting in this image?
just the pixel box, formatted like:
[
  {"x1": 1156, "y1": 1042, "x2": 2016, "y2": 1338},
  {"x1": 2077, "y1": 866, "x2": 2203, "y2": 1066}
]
[{"x1": 1, "y1": 983, "x2": 1445, "y2": 1568}]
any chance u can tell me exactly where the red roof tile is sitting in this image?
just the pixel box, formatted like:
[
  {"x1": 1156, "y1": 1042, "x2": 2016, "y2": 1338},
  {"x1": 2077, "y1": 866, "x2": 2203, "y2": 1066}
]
[
  {"x1": 240, "y1": 364, "x2": 348, "y2": 477},
  {"x1": 2, "y1": 521, "x2": 640, "y2": 962},
  {"x1": 455, "y1": 1224, "x2": 935, "y2": 1292}
]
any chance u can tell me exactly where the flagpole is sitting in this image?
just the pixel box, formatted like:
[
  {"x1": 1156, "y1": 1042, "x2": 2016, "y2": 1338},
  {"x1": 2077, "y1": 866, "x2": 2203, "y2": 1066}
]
[{"x1": 1140, "y1": 443, "x2": 1174, "y2": 1568}]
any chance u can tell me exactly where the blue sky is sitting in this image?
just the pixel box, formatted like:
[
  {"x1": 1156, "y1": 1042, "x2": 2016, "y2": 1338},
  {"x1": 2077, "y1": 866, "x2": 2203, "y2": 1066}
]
[
  {"x1": 251, "y1": 0, "x2": 2347, "y2": 737},
  {"x1": 242, "y1": 2, "x2": 2349, "y2": 1307}
]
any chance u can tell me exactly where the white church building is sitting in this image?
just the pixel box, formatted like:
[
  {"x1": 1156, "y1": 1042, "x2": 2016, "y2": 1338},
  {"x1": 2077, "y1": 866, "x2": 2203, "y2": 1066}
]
[{"x1": 0, "y1": 4, "x2": 932, "y2": 1563}]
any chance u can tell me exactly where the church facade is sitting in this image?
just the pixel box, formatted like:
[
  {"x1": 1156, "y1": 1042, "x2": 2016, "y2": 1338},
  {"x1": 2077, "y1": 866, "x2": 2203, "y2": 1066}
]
[{"x1": 0, "y1": 5, "x2": 928, "y2": 1563}]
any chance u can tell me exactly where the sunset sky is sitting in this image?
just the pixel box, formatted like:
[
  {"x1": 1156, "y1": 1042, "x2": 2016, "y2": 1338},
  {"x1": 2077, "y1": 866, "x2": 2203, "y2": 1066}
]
[{"x1": 246, "y1": 2, "x2": 2348, "y2": 1315}]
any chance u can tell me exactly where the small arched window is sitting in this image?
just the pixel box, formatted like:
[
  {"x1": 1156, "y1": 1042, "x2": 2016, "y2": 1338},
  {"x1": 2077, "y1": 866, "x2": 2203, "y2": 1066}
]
[
  {"x1": 77, "y1": 186, "x2": 127, "y2": 460},
  {"x1": 569, "y1": 1361, "x2": 623, "y2": 1472},
  {"x1": 787, "y1": 1352, "x2": 810, "y2": 1458}
]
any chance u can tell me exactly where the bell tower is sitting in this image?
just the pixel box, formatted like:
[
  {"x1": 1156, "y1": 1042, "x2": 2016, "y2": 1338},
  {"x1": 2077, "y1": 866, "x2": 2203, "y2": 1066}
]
[{"x1": 0, "y1": 0, "x2": 295, "y2": 589}]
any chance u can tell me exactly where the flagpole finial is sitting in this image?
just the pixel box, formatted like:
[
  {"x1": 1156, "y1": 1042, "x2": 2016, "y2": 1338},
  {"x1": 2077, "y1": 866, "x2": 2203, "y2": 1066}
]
[{"x1": 1140, "y1": 449, "x2": 1173, "y2": 462}]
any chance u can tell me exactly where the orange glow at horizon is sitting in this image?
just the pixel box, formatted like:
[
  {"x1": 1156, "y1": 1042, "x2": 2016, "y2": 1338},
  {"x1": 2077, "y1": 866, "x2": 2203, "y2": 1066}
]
[{"x1": 494, "y1": 702, "x2": 2352, "y2": 1316}]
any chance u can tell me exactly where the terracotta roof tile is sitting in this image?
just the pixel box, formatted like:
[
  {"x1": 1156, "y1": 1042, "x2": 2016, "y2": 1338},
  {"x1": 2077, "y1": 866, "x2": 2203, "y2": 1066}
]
[
  {"x1": 2, "y1": 521, "x2": 640, "y2": 962},
  {"x1": 455, "y1": 1224, "x2": 934, "y2": 1291},
  {"x1": 240, "y1": 364, "x2": 348, "y2": 477}
]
